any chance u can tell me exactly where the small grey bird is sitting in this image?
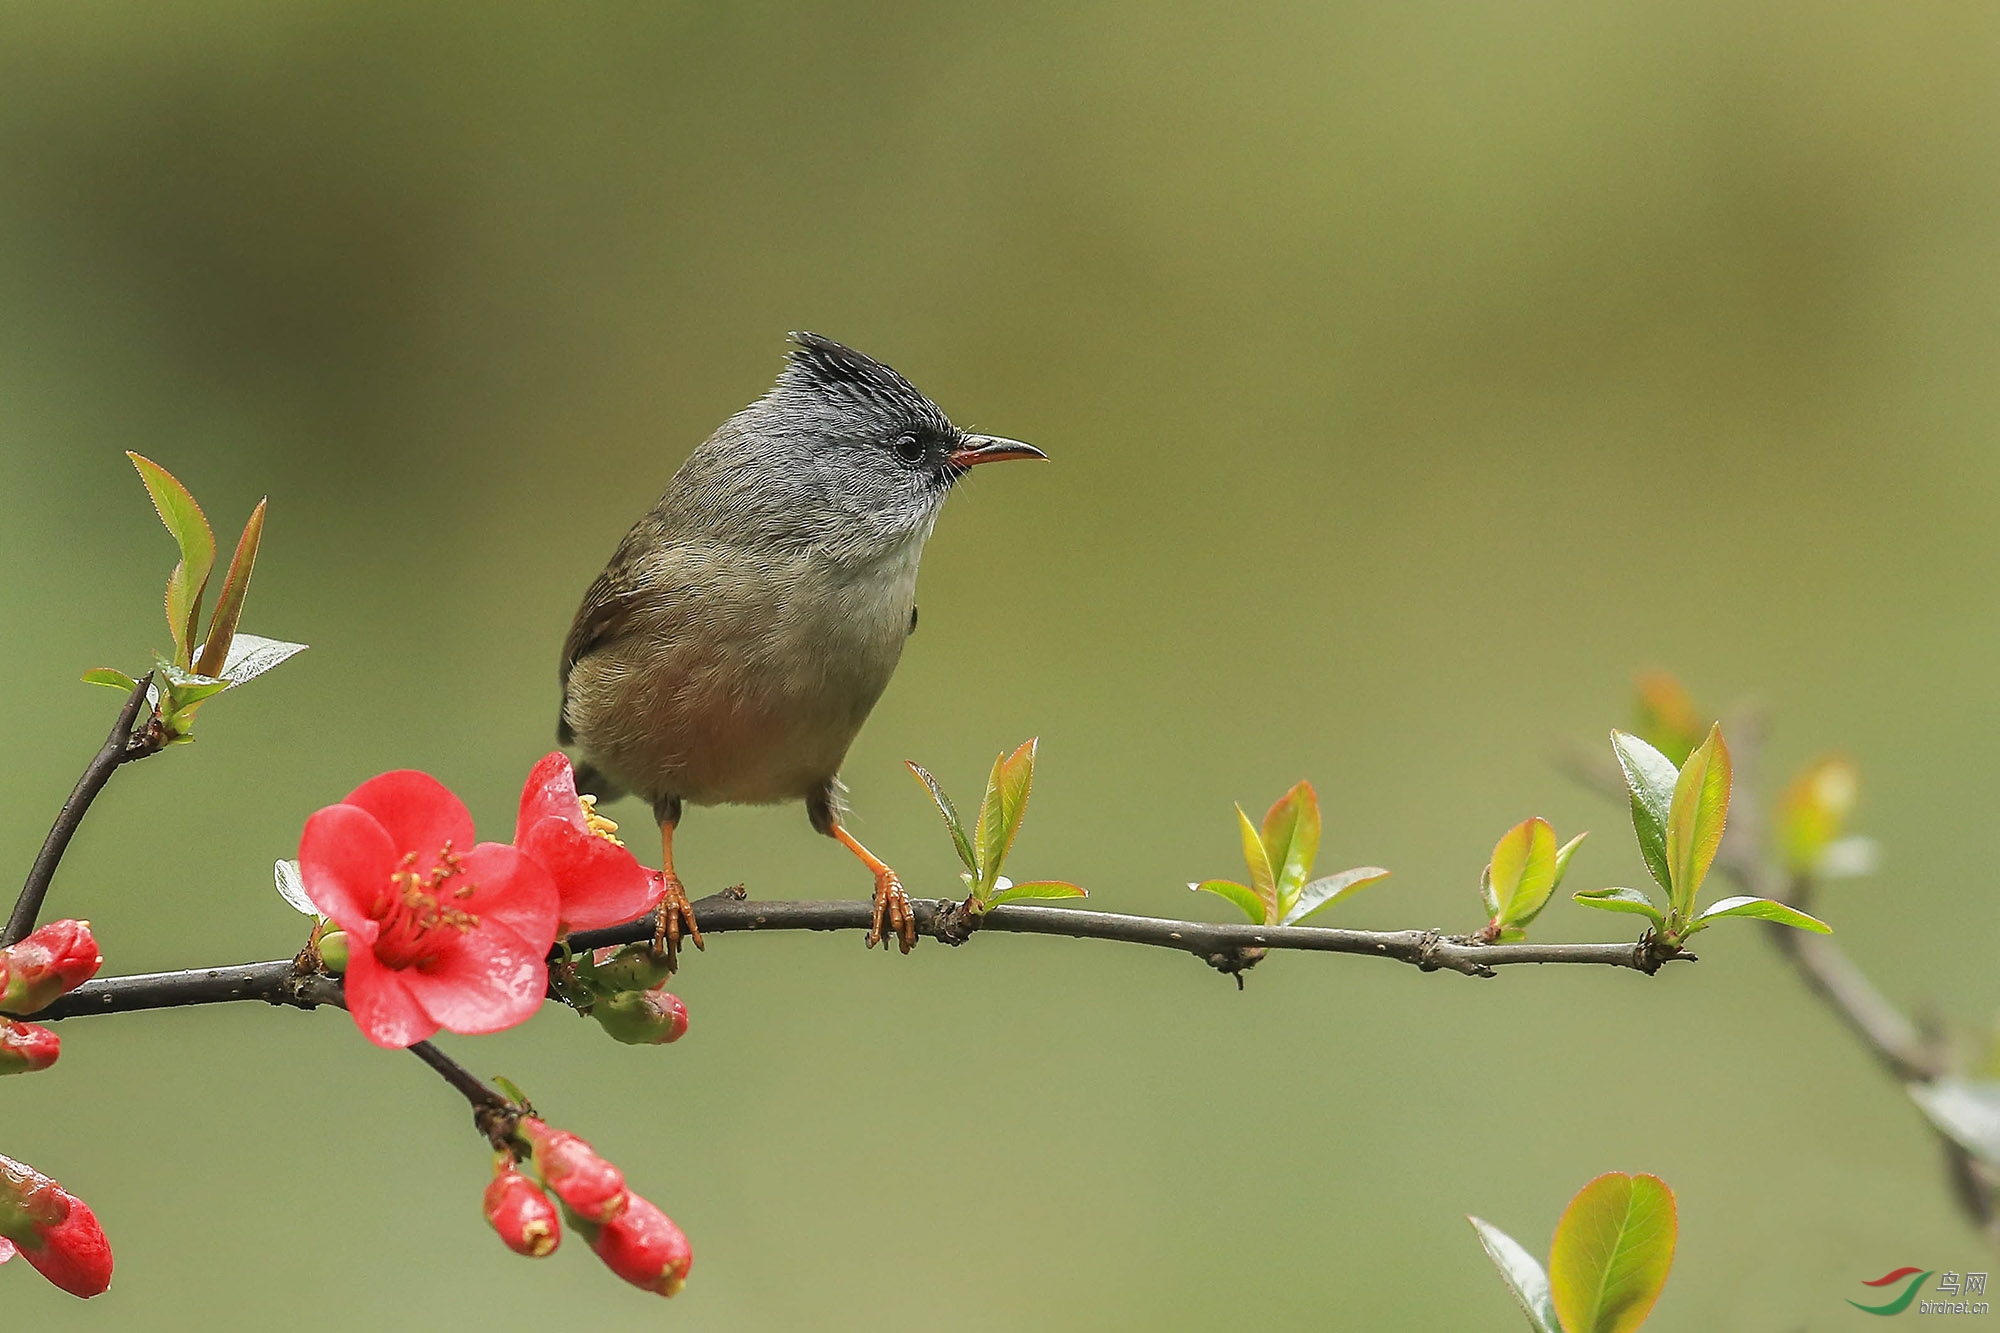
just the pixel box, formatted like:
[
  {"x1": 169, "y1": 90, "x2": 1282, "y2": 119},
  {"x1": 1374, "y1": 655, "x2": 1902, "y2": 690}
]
[{"x1": 558, "y1": 332, "x2": 1044, "y2": 958}]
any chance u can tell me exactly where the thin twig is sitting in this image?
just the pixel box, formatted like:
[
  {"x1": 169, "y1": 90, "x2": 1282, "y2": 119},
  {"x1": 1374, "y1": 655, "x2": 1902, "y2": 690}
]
[
  {"x1": 3, "y1": 674, "x2": 160, "y2": 948},
  {"x1": 28, "y1": 959, "x2": 342, "y2": 1020},
  {"x1": 406, "y1": 1042, "x2": 521, "y2": 1150},
  {"x1": 568, "y1": 898, "x2": 1688, "y2": 977},
  {"x1": 408, "y1": 1040, "x2": 512, "y2": 1113},
  {"x1": 35, "y1": 896, "x2": 1686, "y2": 1027}
]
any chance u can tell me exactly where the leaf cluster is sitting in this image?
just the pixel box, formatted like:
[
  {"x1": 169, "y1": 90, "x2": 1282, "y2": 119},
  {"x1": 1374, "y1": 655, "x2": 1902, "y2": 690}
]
[
  {"x1": 83, "y1": 455, "x2": 305, "y2": 741},
  {"x1": 1574, "y1": 726, "x2": 1829, "y2": 945},
  {"x1": 906, "y1": 739, "x2": 1084, "y2": 910},
  {"x1": 1190, "y1": 781, "x2": 1390, "y2": 927},
  {"x1": 1476, "y1": 818, "x2": 1587, "y2": 942}
]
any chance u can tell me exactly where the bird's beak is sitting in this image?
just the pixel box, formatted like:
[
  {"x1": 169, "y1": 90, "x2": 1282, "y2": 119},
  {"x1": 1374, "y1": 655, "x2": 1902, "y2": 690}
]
[{"x1": 947, "y1": 435, "x2": 1047, "y2": 468}]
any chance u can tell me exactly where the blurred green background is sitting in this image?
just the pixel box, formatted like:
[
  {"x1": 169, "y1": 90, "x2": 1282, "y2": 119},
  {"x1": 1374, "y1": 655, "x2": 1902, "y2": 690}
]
[{"x1": 2, "y1": 2, "x2": 1996, "y2": 1326}]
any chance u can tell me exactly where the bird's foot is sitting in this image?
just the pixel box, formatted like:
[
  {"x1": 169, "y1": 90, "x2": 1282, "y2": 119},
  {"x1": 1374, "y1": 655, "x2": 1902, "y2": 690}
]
[
  {"x1": 867, "y1": 866, "x2": 916, "y2": 954},
  {"x1": 650, "y1": 871, "x2": 704, "y2": 972}
]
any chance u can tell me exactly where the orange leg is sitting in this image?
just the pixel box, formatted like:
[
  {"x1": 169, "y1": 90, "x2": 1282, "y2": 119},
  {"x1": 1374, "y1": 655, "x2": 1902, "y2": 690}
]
[
  {"x1": 829, "y1": 821, "x2": 915, "y2": 953},
  {"x1": 651, "y1": 819, "x2": 704, "y2": 970}
]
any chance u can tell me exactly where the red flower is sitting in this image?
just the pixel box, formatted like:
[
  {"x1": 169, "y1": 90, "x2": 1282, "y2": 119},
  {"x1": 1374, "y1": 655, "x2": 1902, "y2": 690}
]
[
  {"x1": 0, "y1": 920, "x2": 102, "y2": 1015},
  {"x1": 483, "y1": 1160, "x2": 561, "y2": 1258},
  {"x1": 519, "y1": 1118, "x2": 626, "y2": 1223},
  {"x1": 300, "y1": 771, "x2": 558, "y2": 1049},
  {"x1": 0, "y1": 1019, "x2": 60, "y2": 1075},
  {"x1": 515, "y1": 753, "x2": 664, "y2": 933},
  {"x1": 589, "y1": 1190, "x2": 692, "y2": 1297},
  {"x1": 0, "y1": 1154, "x2": 112, "y2": 1298}
]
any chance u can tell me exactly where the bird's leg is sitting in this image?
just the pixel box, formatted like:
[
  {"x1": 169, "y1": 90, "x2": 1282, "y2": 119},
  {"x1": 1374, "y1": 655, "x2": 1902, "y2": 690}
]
[
  {"x1": 833, "y1": 823, "x2": 915, "y2": 953},
  {"x1": 650, "y1": 797, "x2": 702, "y2": 970},
  {"x1": 809, "y1": 783, "x2": 915, "y2": 953}
]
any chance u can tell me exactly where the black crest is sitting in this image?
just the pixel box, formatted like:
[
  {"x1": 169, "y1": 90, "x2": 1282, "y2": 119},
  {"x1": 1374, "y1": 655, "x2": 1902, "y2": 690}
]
[{"x1": 781, "y1": 332, "x2": 949, "y2": 430}]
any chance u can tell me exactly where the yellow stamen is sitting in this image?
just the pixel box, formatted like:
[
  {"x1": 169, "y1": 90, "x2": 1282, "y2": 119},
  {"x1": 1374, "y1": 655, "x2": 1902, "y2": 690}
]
[{"x1": 578, "y1": 793, "x2": 625, "y2": 847}]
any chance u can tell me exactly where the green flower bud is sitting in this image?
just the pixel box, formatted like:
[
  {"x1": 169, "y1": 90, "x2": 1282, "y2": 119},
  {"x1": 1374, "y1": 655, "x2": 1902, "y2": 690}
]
[
  {"x1": 316, "y1": 931, "x2": 349, "y2": 973},
  {"x1": 585, "y1": 945, "x2": 673, "y2": 993},
  {"x1": 593, "y1": 989, "x2": 689, "y2": 1046}
]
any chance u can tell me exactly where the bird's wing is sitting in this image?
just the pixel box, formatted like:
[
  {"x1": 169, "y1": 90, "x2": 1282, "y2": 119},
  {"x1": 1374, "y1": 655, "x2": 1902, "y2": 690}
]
[{"x1": 558, "y1": 567, "x2": 646, "y2": 743}]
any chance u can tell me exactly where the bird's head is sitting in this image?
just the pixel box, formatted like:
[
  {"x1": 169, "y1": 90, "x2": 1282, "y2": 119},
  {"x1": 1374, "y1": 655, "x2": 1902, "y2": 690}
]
[{"x1": 709, "y1": 332, "x2": 1043, "y2": 546}]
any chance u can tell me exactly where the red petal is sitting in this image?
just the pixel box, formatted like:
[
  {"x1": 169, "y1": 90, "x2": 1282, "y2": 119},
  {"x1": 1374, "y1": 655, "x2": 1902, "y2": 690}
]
[
  {"x1": 402, "y1": 923, "x2": 548, "y2": 1035},
  {"x1": 341, "y1": 945, "x2": 439, "y2": 1049},
  {"x1": 519, "y1": 816, "x2": 665, "y2": 933},
  {"x1": 342, "y1": 771, "x2": 476, "y2": 873},
  {"x1": 298, "y1": 804, "x2": 397, "y2": 929},
  {"x1": 516, "y1": 752, "x2": 586, "y2": 844},
  {"x1": 0, "y1": 1237, "x2": 15, "y2": 1263},
  {"x1": 457, "y1": 844, "x2": 559, "y2": 949},
  {"x1": 21, "y1": 1192, "x2": 112, "y2": 1297}
]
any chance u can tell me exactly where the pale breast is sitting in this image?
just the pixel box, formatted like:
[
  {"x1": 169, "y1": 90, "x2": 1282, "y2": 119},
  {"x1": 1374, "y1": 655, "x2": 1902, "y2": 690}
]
[{"x1": 566, "y1": 531, "x2": 926, "y2": 809}]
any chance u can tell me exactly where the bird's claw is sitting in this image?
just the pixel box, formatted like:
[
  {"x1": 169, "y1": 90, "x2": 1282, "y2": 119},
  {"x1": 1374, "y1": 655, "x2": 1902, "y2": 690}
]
[
  {"x1": 867, "y1": 868, "x2": 915, "y2": 954},
  {"x1": 650, "y1": 871, "x2": 704, "y2": 972}
]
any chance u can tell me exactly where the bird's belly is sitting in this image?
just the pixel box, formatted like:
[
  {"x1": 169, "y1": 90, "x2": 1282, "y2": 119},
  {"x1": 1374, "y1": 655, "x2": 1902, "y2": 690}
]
[{"x1": 579, "y1": 543, "x2": 920, "y2": 808}]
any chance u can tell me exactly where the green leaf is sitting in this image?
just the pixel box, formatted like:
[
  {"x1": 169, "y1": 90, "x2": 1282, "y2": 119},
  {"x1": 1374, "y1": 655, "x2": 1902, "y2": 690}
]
[
  {"x1": 1191, "y1": 879, "x2": 1266, "y2": 925},
  {"x1": 1664, "y1": 723, "x2": 1730, "y2": 916},
  {"x1": 1909, "y1": 1079, "x2": 2000, "y2": 1169},
  {"x1": 273, "y1": 858, "x2": 317, "y2": 916},
  {"x1": 212, "y1": 632, "x2": 307, "y2": 685},
  {"x1": 906, "y1": 761, "x2": 977, "y2": 874},
  {"x1": 1690, "y1": 895, "x2": 1831, "y2": 934},
  {"x1": 1235, "y1": 804, "x2": 1279, "y2": 924},
  {"x1": 1467, "y1": 1216, "x2": 1561, "y2": 1333},
  {"x1": 973, "y1": 738, "x2": 1036, "y2": 892},
  {"x1": 1259, "y1": 780, "x2": 1320, "y2": 920},
  {"x1": 194, "y1": 498, "x2": 266, "y2": 678},
  {"x1": 1489, "y1": 817, "x2": 1558, "y2": 928},
  {"x1": 1610, "y1": 730, "x2": 1678, "y2": 895},
  {"x1": 152, "y1": 655, "x2": 231, "y2": 705},
  {"x1": 1551, "y1": 831, "x2": 1588, "y2": 891},
  {"x1": 128, "y1": 452, "x2": 216, "y2": 665},
  {"x1": 80, "y1": 667, "x2": 139, "y2": 693},
  {"x1": 987, "y1": 880, "x2": 1086, "y2": 907},
  {"x1": 1282, "y1": 866, "x2": 1391, "y2": 925},
  {"x1": 1571, "y1": 886, "x2": 1666, "y2": 930},
  {"x1": 1548, "y1": 1172, "x2": 1677, "y2": 1333}
]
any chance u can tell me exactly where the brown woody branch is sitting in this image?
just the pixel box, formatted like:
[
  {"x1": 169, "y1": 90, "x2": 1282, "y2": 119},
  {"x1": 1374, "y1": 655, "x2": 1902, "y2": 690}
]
[
  {"x1": 3, "y1": 675, "x2": 162, "y2": 948},
  {"x1": 34, "y1": 894, "x2": 1688, "y2": 1027}
]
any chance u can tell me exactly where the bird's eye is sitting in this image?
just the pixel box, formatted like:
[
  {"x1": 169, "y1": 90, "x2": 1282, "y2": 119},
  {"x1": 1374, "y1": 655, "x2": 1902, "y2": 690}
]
[{"x1": 892, "y1": 433, "x2": 925, "y2": 464}]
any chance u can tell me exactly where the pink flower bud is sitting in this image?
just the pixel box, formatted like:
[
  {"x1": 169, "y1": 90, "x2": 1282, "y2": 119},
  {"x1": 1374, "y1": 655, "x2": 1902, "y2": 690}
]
[
  {"x1": 0, "y1": 1019, "x2": 60, "y2": 1074},
  {"x1": 483, "y1": 1161, "x2": 560, "y2": 1258},
  {"x1": 0, "y1": 920, "x2": 101, "y2": 1014},
  {"x1": 0, "y1": 1155, "x2": 111, "y2": 1298},
  {"x1": 593, "y1": 988, "x2": 689, "y2": 1046},
  {"x1": 519, "y1": 1119, "x2": 627, "y2": 1223},
  {"x1": 589, "y1": 1190, "x2": 691, "y2": 1296}
]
